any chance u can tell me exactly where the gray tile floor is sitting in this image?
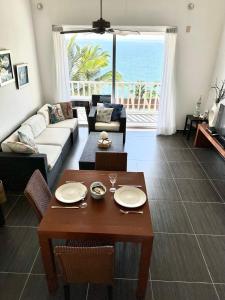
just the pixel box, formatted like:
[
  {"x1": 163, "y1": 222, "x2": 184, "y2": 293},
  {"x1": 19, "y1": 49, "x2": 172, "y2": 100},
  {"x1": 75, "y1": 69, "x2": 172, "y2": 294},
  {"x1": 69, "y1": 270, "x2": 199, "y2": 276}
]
[{"x1": 0, "y1": 128, "x2": 225, "y2": 300}]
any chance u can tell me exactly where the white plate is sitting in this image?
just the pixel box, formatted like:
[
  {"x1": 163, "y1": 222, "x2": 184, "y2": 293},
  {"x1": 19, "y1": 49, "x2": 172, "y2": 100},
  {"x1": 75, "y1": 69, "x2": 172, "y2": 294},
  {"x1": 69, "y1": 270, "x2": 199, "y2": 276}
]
[
  {"x1": 114, "y1": 186, "x2": 146, "y2": 208},
  {"x1": 55, "y1": 182, "x2": 87, "y2": 204}
]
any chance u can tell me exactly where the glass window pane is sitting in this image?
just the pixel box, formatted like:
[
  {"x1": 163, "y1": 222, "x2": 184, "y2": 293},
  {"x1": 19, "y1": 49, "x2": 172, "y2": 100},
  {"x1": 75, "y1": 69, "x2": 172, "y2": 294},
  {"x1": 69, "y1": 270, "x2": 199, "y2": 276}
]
[
  {"x1": 115, "y1": 33, "x2": 165, "y2": 128},
  {"x1": 65, "y1": 33, "x2": 113, "y2": 99}
]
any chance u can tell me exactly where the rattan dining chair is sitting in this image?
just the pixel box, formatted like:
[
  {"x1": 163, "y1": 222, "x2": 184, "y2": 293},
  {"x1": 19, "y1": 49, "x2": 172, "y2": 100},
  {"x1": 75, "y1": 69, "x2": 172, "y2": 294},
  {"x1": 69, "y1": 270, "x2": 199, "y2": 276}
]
[
  {"x1": 55, "y1": 245, "x2": 114, "y2": 300},
  {"x1": 95, "y1": 152, "x2": 127, "y2": 171},
  {"x1": 24, "y1": 169, "x2": 52, "y2": 222}
]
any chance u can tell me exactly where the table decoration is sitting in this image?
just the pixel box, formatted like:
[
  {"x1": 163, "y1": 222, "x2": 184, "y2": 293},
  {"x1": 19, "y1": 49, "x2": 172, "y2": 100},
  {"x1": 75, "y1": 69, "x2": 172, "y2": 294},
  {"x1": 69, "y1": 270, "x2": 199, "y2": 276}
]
[
  {"x1": 98, "y1": 131, "x2": 112, "y2": 149},
  {"x1": 90, "y1": 181, "x2": 106, "y2": 199}
]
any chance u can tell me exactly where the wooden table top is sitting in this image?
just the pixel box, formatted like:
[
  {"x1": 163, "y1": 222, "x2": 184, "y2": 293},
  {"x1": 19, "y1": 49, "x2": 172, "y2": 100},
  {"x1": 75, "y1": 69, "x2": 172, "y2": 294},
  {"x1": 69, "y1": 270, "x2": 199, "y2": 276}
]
[{"x1": 38, "y1": 170, "x2": 153, "y2": 241}]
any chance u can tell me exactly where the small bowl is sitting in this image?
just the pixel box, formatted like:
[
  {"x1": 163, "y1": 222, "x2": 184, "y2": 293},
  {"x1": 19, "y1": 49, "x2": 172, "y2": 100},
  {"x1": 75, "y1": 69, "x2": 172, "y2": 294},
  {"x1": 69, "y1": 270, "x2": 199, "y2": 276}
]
[{"x1": 90, "y1": 181, "x2": 107, "y2": 199}]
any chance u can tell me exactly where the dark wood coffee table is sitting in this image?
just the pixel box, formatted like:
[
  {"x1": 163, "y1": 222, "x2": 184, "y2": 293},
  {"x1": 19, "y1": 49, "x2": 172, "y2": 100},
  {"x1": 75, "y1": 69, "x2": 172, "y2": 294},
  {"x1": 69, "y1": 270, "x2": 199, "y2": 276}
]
[
  {"x1": 79, "y1": 131, "x2": 124, "y2": 170},
  {"x1": 38, "y1": 170, "x2": 153, "y2": 299}
]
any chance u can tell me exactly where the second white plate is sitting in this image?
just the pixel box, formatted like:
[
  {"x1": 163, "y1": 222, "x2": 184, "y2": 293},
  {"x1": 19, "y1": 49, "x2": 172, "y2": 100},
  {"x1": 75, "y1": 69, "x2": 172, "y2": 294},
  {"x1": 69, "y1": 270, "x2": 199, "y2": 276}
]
[
  {"x1": 114, "y1": 186, "x2": 146, "y2": 208},
  {"x1": 55, "y1": 182, "x2": 87, "y2": 204}
]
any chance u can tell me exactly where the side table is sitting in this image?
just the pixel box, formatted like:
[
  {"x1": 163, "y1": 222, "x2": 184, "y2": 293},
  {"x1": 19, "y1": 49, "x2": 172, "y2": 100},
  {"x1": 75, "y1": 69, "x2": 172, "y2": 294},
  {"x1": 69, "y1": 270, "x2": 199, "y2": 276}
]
[{"x1": 183, "y1": 115, "x2": 208, "y2": 140}]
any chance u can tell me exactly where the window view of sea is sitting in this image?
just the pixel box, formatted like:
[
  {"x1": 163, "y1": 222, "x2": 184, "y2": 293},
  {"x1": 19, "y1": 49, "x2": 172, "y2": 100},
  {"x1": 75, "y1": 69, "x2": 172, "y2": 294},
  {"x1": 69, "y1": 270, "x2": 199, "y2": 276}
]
[{"x1": 67, "y1": 33, "x2": 165, "y2": 83}]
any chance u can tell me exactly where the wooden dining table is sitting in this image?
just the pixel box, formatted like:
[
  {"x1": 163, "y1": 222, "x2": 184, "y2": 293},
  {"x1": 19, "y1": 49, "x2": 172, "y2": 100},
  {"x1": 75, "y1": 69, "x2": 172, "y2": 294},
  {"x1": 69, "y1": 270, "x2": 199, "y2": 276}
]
[{"x1": 38, "y1": 170, "x2": 153, "y2": 299}]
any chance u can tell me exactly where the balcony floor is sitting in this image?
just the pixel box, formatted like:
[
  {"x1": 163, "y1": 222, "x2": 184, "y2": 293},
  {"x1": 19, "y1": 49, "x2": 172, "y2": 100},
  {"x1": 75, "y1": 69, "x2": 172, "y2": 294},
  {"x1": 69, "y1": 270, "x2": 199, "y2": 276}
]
[
  {"x1": 77, "y1": 108, "x2": 158, "y2": 128},
  {"x1": 127, "y1": 111, "x2": 158, "y2": 128}
]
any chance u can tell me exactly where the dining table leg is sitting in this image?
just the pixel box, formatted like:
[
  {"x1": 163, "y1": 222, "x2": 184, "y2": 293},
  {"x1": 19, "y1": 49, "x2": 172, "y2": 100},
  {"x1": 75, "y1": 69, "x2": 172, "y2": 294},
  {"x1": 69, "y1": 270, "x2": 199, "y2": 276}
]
[
  {"x1": 38, "y1": 234, "x2": 58, "y2": 293},
  {"x1": 136, "y1": 238, "x2": 153, "y2": 299}
]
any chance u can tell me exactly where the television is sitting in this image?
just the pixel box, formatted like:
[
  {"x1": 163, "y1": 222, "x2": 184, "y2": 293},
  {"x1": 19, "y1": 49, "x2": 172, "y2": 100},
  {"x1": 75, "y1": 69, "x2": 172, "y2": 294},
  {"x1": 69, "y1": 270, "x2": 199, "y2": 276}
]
[{"x1": 215, "y1": 104, "x2": 225, "y2": 136}]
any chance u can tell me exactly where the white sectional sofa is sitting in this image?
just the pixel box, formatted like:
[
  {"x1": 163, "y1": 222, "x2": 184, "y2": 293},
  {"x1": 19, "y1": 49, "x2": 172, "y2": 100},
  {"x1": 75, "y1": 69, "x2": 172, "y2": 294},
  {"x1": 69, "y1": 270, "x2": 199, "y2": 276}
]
[{"x1": 0, "y1": 104, "x2": 78, "y2": 191}]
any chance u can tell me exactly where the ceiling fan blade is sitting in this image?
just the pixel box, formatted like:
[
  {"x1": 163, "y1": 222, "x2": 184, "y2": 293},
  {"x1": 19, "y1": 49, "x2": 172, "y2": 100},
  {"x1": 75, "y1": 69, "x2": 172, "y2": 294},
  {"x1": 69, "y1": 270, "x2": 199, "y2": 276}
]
[
  {"x1": 105, "y1": 28, "x2": 115, "y2": 33},
  {"x1": 113, "y1": 29, "x2": 140, "y2": 35},
  {"x1": 60, "y1": 29, "x2": 98, "y2": 34}
]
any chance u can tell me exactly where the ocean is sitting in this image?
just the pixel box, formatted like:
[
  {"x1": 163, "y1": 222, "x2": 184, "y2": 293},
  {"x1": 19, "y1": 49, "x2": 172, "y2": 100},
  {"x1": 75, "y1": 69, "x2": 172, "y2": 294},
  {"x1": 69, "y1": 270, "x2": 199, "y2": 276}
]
[{"x1": 68, "y1": 34, "x2": 165, "y2": 83}]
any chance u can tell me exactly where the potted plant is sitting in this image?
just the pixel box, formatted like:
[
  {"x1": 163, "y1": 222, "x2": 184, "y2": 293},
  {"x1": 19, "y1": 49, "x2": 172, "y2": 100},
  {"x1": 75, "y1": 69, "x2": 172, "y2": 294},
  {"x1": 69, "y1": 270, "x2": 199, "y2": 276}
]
[{"x1": 208, "y1": 80, "x2": 225, "y2": 127}]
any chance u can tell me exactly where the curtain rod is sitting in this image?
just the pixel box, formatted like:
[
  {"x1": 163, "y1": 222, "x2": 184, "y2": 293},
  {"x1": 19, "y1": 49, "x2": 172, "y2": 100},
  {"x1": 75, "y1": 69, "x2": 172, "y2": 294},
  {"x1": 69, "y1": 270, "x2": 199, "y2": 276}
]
[{"x1": 52, "y1": 25, "x2": 178, "y2": 33}]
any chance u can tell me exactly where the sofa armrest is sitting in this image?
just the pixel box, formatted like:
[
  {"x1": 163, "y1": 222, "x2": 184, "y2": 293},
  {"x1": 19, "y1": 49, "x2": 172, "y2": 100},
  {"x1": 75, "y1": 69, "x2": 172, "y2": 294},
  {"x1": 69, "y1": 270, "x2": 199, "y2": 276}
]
[
  {"x1": 72, "y1": 108, "x2": 78, "y2": 118},
  {"x1": 119, "y1": 107, "x2": 126, "y2": 143},
  {"x1": 88, "y1": 106, "x2": 97, "y2": 118},
  {"x1": 120, "y1": 107, "x2": 126, "y2": 119},
  {"x1": 88, "y1": 107, "x2": 97, "y2": 132},
  {"x1": 120, "y1": 107, "x2": 126, "y2": 128},
  {"x1": 0, "y1": 152, "x2": 49, "y2": 191}
]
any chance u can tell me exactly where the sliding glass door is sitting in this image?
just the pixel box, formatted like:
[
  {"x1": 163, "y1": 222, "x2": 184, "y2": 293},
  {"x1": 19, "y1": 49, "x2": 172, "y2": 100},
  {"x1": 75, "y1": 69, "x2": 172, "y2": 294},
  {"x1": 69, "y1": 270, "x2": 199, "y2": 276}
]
[
  {"x1": 65, "y1": 31, "x2": 164, "y2": 128},
  {"x1": 115, "y1": 33, "x2": 164, "y2": 128}
]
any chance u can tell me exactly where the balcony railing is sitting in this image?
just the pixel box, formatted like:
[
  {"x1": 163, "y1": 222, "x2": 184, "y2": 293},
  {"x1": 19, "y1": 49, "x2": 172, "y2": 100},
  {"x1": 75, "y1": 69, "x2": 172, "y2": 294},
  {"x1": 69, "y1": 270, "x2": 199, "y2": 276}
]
[{"x1": 70, "y1": 81, "x2": 160, "y2": 112}]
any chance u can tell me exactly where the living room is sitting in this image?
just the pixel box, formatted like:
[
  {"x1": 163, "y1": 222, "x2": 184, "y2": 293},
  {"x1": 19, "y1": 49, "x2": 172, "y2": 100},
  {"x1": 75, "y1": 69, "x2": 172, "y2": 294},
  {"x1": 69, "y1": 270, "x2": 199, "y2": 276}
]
[{"x1": 0, "y1": 0, "x2": 225, "y2": 299}]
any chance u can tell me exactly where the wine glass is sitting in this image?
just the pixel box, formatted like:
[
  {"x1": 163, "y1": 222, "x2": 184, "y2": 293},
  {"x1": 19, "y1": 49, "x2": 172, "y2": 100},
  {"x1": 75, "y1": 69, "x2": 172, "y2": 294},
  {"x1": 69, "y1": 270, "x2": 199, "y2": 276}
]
[{"x1": 108, "y1": 173, "x2": 117, "y2": 192}]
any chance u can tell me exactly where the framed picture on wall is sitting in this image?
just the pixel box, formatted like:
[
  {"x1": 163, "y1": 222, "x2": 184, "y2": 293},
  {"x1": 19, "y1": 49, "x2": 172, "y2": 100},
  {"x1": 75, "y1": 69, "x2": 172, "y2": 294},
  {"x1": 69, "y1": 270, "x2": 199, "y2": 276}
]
[
  {"x1": 0, "y1": 50, "x2": 15, "y2": 87},
  {"x1": 15, "y1": 63, "x2": 29, "y2": 89}
]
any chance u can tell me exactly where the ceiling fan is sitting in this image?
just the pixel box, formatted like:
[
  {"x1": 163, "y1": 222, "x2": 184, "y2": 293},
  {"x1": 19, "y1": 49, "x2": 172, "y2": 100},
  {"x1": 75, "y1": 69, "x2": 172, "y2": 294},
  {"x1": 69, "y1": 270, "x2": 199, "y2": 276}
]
[{"x1": 60, "y1": 0, "x2": 139, "y2": 35}]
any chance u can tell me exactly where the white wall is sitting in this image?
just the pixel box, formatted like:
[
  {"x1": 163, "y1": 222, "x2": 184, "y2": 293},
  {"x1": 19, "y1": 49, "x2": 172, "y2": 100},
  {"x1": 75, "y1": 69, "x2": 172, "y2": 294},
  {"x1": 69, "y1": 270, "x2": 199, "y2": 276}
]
[
  {"x1": 30, "y1": 0, "x2": 225, "y2": 129},
  {"x1": 0, "y1": 0, "x2": 43, "y2": 141},
  {"x1": 206, "y1": 25, "x2": 225, "y2": 109}
]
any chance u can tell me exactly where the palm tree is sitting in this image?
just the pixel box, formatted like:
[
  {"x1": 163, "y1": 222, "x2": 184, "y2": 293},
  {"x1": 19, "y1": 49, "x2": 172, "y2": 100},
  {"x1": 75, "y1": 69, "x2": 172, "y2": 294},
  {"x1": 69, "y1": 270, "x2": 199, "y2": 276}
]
[{"x1": 67, "y1": 34, "x2": 122, "y2": 82}]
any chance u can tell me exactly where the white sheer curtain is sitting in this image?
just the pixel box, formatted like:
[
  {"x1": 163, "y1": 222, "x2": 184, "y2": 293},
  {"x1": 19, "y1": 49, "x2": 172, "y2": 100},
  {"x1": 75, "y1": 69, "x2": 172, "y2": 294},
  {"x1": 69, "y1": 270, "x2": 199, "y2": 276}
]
[
  {"x1": 52, "y1": 31, "x2": 70, "y2": 102},
  {"x1": 157, "y1": 30, "x2": 177, "y2": 135}
]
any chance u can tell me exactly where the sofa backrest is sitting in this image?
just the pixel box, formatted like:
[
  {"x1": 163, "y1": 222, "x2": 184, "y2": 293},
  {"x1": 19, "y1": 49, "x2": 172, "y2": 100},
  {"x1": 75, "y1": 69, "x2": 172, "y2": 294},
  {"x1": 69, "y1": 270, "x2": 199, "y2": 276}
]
[
  {"x1": 37, "y1": 104, "x2": 50, "y2": 126},
  {"x1": 22, "y1": 114, "x2": 46, "y2": 138}
]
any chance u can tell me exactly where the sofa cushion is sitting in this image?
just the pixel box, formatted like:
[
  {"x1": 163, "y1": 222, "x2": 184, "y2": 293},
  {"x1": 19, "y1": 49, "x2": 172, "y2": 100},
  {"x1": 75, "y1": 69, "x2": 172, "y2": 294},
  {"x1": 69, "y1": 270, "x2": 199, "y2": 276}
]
[
  {"x1": 96, "y1": 108, "x2": 113, "y2": 123},
  {"x1": 36, "y1": 144, "x2": 62, "y2": 170},
  {"x1": 34, "y1": 127, "x2": 70, "y2": 147},
  {"x1": 23, "y1": 114, "x2": 46, "y2": 138},
  {"x1": 95, "y1": 121, "x2": 120, "y2": 132},
  {"x1": 37, "y1": 104, "x2": 51, "y2": 125},
  {"x1": 48, "y1": 104, "x2": 65, "y2": 124},
  {"x1": 7, "y1": 141, "x2": 38, "y2": 154},
  {"x1": 47, "y1": 118, "x2": 78, "y2": 133},
  {"x1": 60, "y1": 102, "x2": 73, "y2": 119}
]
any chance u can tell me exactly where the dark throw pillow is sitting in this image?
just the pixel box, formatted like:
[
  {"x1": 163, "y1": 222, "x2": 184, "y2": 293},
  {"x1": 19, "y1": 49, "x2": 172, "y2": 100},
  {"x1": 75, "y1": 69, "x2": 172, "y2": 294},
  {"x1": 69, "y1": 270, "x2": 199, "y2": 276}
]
[{"x1": 104, "y1": 103, "x2": 123, "y2": 121}]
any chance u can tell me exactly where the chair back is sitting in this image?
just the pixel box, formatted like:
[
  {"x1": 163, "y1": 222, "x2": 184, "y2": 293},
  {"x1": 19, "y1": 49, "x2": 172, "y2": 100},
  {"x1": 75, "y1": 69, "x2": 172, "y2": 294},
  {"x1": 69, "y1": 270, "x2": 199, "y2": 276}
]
[
  {"x1": 55, "y1": 246, "x2": 114, "y2": 284},
  {"x1": 92, "y1": 95, "x2": 111, "y2": 106},
  {"x1": 24, "y1": 169, "x2": 52, "y2": 221},
  {"x1": 95, "y1": 152, "x2": 127, "y2": 171}
]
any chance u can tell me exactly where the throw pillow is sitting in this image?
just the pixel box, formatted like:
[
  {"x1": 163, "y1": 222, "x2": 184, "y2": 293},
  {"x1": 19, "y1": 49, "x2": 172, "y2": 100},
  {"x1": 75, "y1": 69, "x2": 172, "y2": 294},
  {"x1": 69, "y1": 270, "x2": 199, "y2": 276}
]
[
  {"x1": 96, "y1": 108, "x2": 113, "y2": 123},
  {"x1": 48, "y1": 104, "x2": 65, "y2": 124},
  {"x1": 18, "y1": 131, "x2": 38, "y2": 152},
  {"x1": 104, "y1": 103, "x2": 123, "y2": 121},
  {"x1": 97, "y1": 102, "x2": 104, "y2": 108},
  {"x1": 18, "y1": 124, "x2": 34, "y2": 140},
  {"x1": 7, "y1": 141, "x2": 38, "y2": 154},
  {"x1": 60, "y1": 102, "x2": 73, "y2": 119}
]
